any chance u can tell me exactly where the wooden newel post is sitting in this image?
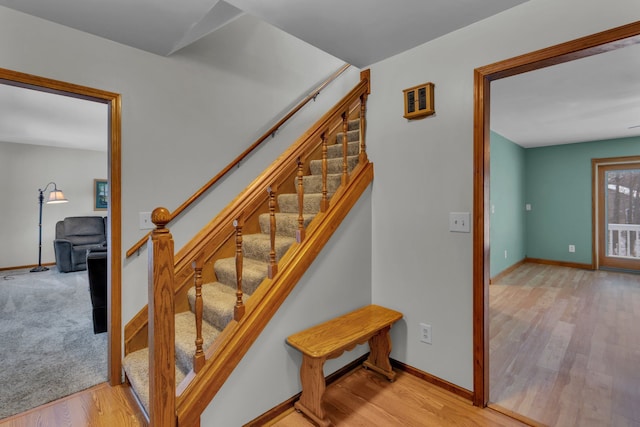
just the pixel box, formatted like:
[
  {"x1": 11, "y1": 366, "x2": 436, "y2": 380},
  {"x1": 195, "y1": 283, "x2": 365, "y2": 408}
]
[{"x1": 148, "y1": 207, "x2": 176, "y2": 427}]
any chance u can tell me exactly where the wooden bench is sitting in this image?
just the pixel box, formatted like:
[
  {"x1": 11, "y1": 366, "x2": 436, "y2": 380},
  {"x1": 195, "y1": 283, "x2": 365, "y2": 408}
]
[{"x1": 286, "y1": 304, "x2": 403, "y2": 426}]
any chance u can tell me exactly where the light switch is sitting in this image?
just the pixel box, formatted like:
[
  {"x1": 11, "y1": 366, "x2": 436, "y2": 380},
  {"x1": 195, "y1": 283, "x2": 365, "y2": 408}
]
[
  {"x1": 449, "y1": 212, "x2": 470, "y2": 233},
  {"x1": 139, "y1": 212, "x2": 154, "y2": 230}
]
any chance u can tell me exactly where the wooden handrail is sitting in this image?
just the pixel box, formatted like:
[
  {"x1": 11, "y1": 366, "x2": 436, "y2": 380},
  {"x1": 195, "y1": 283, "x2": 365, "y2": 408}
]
[
  {"x1": 126, "y1": 63, "x2": 352, "y2": 258},
  {"x1": 137, "y1": 70, "x2": 371, "y2": 426}
]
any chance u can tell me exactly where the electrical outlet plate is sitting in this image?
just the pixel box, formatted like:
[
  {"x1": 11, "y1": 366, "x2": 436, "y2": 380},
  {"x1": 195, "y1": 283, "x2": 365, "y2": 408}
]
[
  {"x1": 419, "y1": 323, "x2": 432, "y2": 345},
  {"x1": 569, "y1": 245, "x2": 576, "y2": 253},
  {"x1": 449, "y1": 212, "x2": 470, "y2": 233}
]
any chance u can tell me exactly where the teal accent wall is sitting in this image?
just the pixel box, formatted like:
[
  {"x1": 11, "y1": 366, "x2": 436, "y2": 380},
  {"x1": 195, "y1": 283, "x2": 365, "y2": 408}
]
[
  {"x1": 525, "y1": 136, "x2": 640, "y2": 264},
  {"x1": 490, "y1": 132, "x2": 526, "y2": 275}
]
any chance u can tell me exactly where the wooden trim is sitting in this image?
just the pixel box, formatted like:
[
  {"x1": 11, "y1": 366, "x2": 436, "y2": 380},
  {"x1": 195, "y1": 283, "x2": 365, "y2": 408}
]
[
  {"x1": 0, "y1": 67, "x2": 123, "y2": 386},
  {"x1": 391, "y1": 359, "x2": 473, "y2": 402},
  {"x1": 125, "y1": 63, "x2": 352, "y2": 258},
  {"x1": 489, "y1": 259, "x2": 526, "y2": 284},
  {"x1": 487, "y1": 404, "x2": 547, "y2": 427},
  {"x1": 473, "y1": 66, "x2": 491, "y2": 407},
  {"x1": 243, "y1": 354, "x2": 370, "y2": 427},
  {"x1": 524, "y1": 257, "x2": 593, "y2": 270},
  {"x1": 473, "y1": 21, "x2": 640, "y2": 408},
  {"x1": 0, "y1": 262, "x2": 55, "y2": 272},
  {"x1": 593, "y1": 156, "x2": 640, "y2": 271}
]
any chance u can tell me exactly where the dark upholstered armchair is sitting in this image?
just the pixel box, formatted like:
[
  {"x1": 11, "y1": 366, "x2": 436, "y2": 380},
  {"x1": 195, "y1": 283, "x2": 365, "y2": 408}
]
[{"x1": 53, "y1": 216, "x2": 107, "y2": 272}]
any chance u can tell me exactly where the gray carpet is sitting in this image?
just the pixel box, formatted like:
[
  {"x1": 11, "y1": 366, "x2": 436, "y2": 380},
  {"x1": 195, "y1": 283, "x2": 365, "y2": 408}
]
[{"x1": 0, "y1": 267, "x2": 108, "y2": 419}]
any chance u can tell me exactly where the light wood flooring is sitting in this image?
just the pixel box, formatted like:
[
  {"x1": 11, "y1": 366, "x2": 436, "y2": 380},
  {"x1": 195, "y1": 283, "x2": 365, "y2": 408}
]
[
  {"x1": 269, "y1": 368, "x2": 527, "y2": 426},
  {"x1": 0, "y1": 369, "x2": 525, "y2": 427},
  {"x1": 0, "y1": 383, "x2": 147, "y2": 427},
  {"x1": 490, "y1": 263, "x2": 640, "y2": 426}
]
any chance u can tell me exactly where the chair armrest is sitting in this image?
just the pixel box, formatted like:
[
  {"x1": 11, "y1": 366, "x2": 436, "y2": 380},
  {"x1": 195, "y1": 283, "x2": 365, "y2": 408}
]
[{"x1": 53, "y1": 239, "x2": 74, "y2": 272}]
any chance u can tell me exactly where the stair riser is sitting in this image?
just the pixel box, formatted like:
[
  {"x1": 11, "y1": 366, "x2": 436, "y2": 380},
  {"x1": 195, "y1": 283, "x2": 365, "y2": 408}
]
[
  {"x1": 214, "y1": 258, "x2": 267, "y2": 295},
  {"x1": 336, "y1": 129, "x2": 359, "y2": 144},
  {"x1": 242, "y1": 234, "x2": 295, "y2": 264},
  {"x1": 278, "y1": 193, "x2": 327, "y2": 214},
  {"x1": 258, "y1": 213, "x2": 315, "y2": 238},
  {"x1": 302, "y1": 174, "x2": 342, "y2": 194},
  {"x1": 310, "y1": 155, "x2": 359, "y2": 176},
  {"x1": 326, "y1": 141, "x2": 359, "y2": 158}
]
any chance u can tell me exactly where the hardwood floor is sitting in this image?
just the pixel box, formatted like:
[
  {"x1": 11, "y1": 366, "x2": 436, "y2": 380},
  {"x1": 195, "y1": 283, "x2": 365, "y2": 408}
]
[
  {"x1": 0, "y1": 383, "x2": 147, "y2": 427},
  {"x1": 490, "y1": 263, "x2": 640, "y2": 426},
  {"x1": 1, "y1": 369, "x2": 524, "y2": 427},
  {"x1": 269, "y1": 368, "x2": 527, "y2": 426}
]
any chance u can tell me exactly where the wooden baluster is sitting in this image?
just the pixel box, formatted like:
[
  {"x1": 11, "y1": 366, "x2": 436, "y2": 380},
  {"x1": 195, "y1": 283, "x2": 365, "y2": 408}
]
[
  {"x1": 341, "y1": 112, "x2": 349, "y2": 186},
  {"x1": 234, "y1": 218, "x2": 245, "y2": 321},
  {"x1": 192, "y1": 256, "x2": 205, "y2": 373},
  {"x1": 321, "y1": 132, "x2": 329, "y2": 212},
  {"x1": 297, "y1": 158, "x2": 305, "y2": 243},
  {"x1": 359, "y1": 92, "x2": 368, "y2": 164},
  {"x1": 268, "y1": 185, "x2": 278, "y2": 278},
  {"x1": 148, "y1": 207, "x2": 176, "y2": 427}
]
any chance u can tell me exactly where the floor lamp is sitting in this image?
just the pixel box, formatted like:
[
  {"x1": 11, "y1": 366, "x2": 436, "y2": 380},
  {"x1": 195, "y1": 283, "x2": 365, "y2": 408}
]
[{"x1": 31, "y1": 182, "x2": 68, "y2": 273}]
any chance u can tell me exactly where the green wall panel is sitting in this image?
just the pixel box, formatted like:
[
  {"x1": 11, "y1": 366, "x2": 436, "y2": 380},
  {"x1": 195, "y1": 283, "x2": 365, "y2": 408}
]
[
  {"x1": 525, "y1": 136, "x2": 640, "y2": 264},
  {"x1": 490, "y1": 132, "x2": 526, "y2": 276}
]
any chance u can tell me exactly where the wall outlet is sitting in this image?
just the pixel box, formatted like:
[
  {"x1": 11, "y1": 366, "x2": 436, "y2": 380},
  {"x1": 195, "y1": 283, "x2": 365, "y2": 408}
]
[
  {"x1": 504, "y1": 250, "x2": 508, "y2": 259},
  {"x1": 449, "y1": 212, "x2": 470, "y2": 233},
  {"x1": 525, "y1": 203, "x2": 532, "y2": 211},
  {"x1": 419, "y1": 323, "x2": 432, "y2": 345},
  {"x1": 569, "y1": 244, "x2": 575, "y2": 253}
]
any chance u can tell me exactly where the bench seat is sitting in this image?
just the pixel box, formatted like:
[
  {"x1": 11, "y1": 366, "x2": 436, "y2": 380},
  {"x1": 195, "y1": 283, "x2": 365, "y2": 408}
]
[{"x1": 287, "y1": 304, "x2": 403, "y2": 426}]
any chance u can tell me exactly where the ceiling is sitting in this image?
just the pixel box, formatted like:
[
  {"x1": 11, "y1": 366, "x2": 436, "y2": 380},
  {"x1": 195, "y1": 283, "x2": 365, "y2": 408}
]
[
  {"x1": 0, "y1": 0, "x2": 639, "y2": 150},
  {"x1": 491, "y1": 42, "x2": 640, "y2": 147}
]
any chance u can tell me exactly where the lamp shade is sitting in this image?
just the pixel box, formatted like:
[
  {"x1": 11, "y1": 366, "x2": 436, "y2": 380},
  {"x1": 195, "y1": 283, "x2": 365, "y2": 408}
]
[{"x1": 47, "y1": 189, "x2": 68, "y2": 204}]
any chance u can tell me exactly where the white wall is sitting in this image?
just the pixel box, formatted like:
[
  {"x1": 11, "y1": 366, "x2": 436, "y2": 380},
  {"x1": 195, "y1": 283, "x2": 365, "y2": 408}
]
[
  {"x1": 0, "y1": 4, "x2": 370, "y2": 422},
  {"x1": 368, "y1": 0, "x2": 640, "y2": 390},
  {"x1": 0, "y1": 6, "x2": 360, "y2": 323},
  {"x1": 202, "y1": 189, "x2": 373, "y2": 425},
  {"x1": 0, "y1": 141, "x2": 107, "y2": 269}
]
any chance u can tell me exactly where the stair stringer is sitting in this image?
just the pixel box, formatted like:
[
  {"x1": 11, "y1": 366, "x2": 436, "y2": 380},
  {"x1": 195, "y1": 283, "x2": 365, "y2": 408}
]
[{"x1": 175, "y1": 161, "x2": 374, "y2": 426}]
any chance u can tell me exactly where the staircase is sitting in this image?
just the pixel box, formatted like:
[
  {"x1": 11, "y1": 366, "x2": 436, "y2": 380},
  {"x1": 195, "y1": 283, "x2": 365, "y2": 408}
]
[{"x1": 122, "y1": 71, "x2": 372, "y2": 426}]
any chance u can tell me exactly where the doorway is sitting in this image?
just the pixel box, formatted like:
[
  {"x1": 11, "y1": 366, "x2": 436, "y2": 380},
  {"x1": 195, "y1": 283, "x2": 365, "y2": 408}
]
[
  {"x1": 473, "y1": 20, "x2": 640, "y2": 410},
  {"x1": 594, "y1": 157, "x2": 640, "y2": 271},
  {"x1": 0, "y1": 68, "x2": 123, "y2": 385}
]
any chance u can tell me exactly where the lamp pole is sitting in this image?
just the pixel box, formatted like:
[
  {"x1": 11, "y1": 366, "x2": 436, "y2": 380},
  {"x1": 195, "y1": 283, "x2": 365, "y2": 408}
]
[
  {"x1": 31, "y1": 182, "x2": 68, "y2": 273},
  {"x1": 31, "y1": 188, "x2": 48, "y2": 272}
]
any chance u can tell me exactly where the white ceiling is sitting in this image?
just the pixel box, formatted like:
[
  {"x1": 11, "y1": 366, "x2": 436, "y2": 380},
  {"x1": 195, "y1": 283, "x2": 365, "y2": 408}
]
[
  {"x1": 0, "y1": 0, "x2": 638, "y2": 150},
  {"x1": 0, "y1": 84, "x2": 108, "y2": 152},
  {"x1": 491, "y1": 42, "x2": 640, "y2": 148}
]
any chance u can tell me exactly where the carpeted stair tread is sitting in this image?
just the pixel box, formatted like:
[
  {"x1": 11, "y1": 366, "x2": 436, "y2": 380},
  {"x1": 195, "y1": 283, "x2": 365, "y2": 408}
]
[
  {"x1": 347, "y1": 119, "x2": 360, "y2": 131},
  {"x1": 336, "y1": 129, "x2": 359, "y2": 144},
  {"x1": 187, "y1": 281, "x2": 248, "y2": 331},
  {"x1": 242, "y1": 233, "x2": 296, "y2": 263},
  {"x1": 301, "y1": 173, "x2": 342, "y2": 194},
  {"x1": 214, "y1": 257, "x2": 268, "y2": 295},
  {"x1": 278, "y1": 193, "x2": 330, "y2": 214},
  {"x1": 326, "y1": 140, "x2": 360, "y2": 158},
  {"x1": 174, "y1": 311, "x2": 220, "y2": 375},
  {"x1": 310, "y1": 154, "x2": 359, "y2": 175},
  {"x1": 258, "y1": 212, "x2": 316, "y2": 238},
  {"x1": 123, "y1": 347, "x2": 187, "y2": 416}
]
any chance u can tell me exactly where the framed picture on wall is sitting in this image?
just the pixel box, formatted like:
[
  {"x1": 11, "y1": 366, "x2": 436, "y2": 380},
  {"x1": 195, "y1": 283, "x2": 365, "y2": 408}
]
[{"x1": 94, "y1": 179, "x2": 108, "y2": 211}]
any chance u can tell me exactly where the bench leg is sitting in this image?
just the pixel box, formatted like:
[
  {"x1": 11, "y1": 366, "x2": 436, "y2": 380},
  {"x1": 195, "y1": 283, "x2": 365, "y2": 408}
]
[
  {"x1": 363, "y1": 326, "x2": 396, "y2": 381},
  {"x1": 294, "y1": 355, "x2": 331, "y2": 427}
]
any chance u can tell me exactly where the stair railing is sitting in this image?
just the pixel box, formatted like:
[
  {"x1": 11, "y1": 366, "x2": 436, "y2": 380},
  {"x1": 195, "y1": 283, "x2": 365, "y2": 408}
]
[
  {"x1": 144, "y1": 70, "x2": 371, "y2": 427},
  {"x1": 126, "y1": 63, "x2": 351, "y2": 259}
]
